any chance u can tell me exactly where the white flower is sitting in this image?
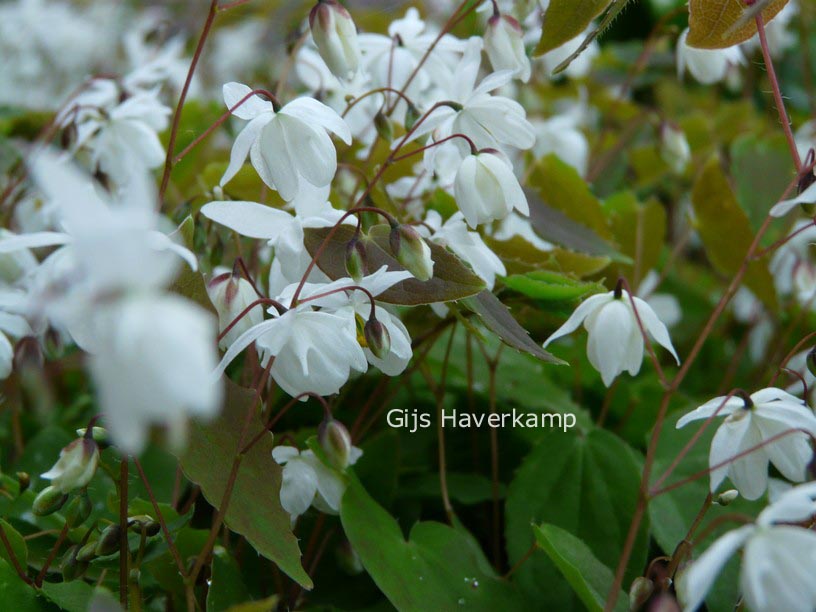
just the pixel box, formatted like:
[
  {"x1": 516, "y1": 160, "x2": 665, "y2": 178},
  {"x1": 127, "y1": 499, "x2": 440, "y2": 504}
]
[
  {"x1": 41, "y1": 438, "x2": 99, "y2": 493},
  {"x1": 537, "y1": 27, "x2": 599, "y2": 79},
  {"x1": 769, "y1": 179, "x2": 816, "y2": 218},
  {"x1": 660, "y1": 123, "x2": 691, "y2": 174},
  {"x1": 91, "y1": 294, "x2": 223, "y2": 454},
  {"x1": 492, "y1": 212, "x2": 554, "y2": 252},
  {"x1": 676, "y1": 388, "x2": 816, "y2": 500},
  {"x1": 678, "y1": 481, "x2": 816, "y2": 612},
  {"x1": 407, "y1": 37, "x2": 535, "y2": 157},
  {"x1": 272, "y1": 444, "x2": 362, "y2": 522},
  {"x1": 207, "y1": 272, "x2": 264, "y2": 349},
  {"x1": 420, "y1": 210, "x2": 506, "y2": 289},
  {"x1": 484, "y1": 13, "x2": 531, "y2": 82},
  {"x1": 543, "y1": 288, "x2": 680, "y2": 387},
  {"x1": 215, "y1": 302, "x2": 368, "y2": 398},
  {"x1": 769, "y1": 220, "x2": 816, "y2": 296},
  {"x1": 309, "y1": 0, "x2": 360, "y2": 80},
  {"x1": 453, "y1": 150, "x2": 528, "y2": 228},
  {"x1": 676, "y1": 28, "x2": 744, "y2": 85},
  {"x1": 532, "y1": 114, "x2": 589, "y2": 177},
  {"x1": 219, "y1": 82, "x2": 351, "y2": 201}
]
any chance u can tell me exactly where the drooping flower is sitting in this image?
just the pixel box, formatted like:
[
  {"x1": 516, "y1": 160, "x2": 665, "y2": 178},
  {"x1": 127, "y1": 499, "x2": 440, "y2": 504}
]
[
  {"x1": 219, "y1": 82, "x2": 352, "y2": 201},
  {"x1": 660, "y1": 123, "x2": 691, "y2": 174},
  {"x1": 676, "y1": 387, "x2": 816, "y2": 500},
  {"x1": 453, "y1": 150, "x2": 528, "y2": 228},
  {"x1": 484, "y1": 12, "x2": 530, "y2": 82},
  {"x1": 678, "y1": 481, "x2": 816, "y2": 612},
  {"x1": 676, "y1": 28, "x2": 744, "y2": 85},
  {"x1": 309, "y1": 0, "x2": 360, "y2": 80},
  {"x1": 41, "y1": 437, "x2": 99, "y2": 493},
  {"x1": 272, "y1": 444, "x2": 362, "y2": 522},
  {"x1": 543, "y1": 287, "x2": 680, "y2": 387}
]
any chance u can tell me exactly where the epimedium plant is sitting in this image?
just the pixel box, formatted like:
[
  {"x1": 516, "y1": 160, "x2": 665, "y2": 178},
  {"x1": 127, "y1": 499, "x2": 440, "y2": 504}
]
[{"x1": 0, "y1": 0, "x2": 815, "y2": 610}]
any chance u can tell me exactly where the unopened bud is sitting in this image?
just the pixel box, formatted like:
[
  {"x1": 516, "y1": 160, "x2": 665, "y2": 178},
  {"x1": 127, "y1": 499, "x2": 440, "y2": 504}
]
[
  {"x1": 32, "y1": 486, "x2": 68, "y2": 516},
  {"x1": 64, "y1": 492, "x2": 93, "y2": 527},
  {"x1": 405, "y1": 103, "x2": 421, "y2": 131},
  {"x1": 207, "y1": 271, "x2": 263, "y2": 349},
  {"x1": 309, "y1": 0, "x2": 360, "y2": 80},
  {"x1": 364, "y1": 316, "x2": 391, "y2": 359},
  {"x1": 660, "y1": 123, "x2": 691, "y2": 174},
  {"x1": 76, "y1": 540, "x2": 98, "y2": 563},
  {"x1": 41, "y1": 438, "x2": 99, "y2": 494},
  {"x1": 629, "y1": 576, "x2": 654, "y2": 611},
  {"x1": 345, "y1": 239, "x2": 368, "y2": 282},
  {"x1": 75, "y1": 426, "x2": 111, "y2": 449},
  {"x1": 484, "y1": 14, "x2": 531, "y2": 82},
  {"x1": 128, "y1": 515, "x2": 161, "y2": 537},
  {"x1": 95, "y1": 524, "x2": 122, "y2": 557},
  {"x1": 714, "y1": 489, "x2": 739, "y2": 506},
  {"x1": 61, "y1": 545, "x2": 88, "y2": 582},
  {"x1": 374, "y1": 111, "x2": 393, "y2": 143},
  {"x1": 16, "y1": 472, "x2": 30, "y2": 494},
  {"x1": 318, "y1": 417, "x2": 353, "y2": 470},
  {"x1": 389, "y1": 224, "x2": 434, "y2": 282}
]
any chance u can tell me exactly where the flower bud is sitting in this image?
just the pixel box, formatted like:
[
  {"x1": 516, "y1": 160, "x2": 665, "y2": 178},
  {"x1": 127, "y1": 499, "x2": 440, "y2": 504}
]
[
  {"x1": 61, "y1": 545, "x2": 88, "y2": 582},
  {"x1": 374, "y1": 110, "x2": 393, "y2": 143},
  {"x1": 714, "y1": 489, "x2": 739, "y2": 506},
  {"x1": 95, "y1": 524, "x2": 122, "y2": 557},
  {"x1": 32, "y1": 485, "x2": 68, "y2": 516},
  {"x1": 16, "y1": 472, "x2": 30, "y2": 494},
  {"x1": 318, "y1": 417, "x2": 353, "y2": 470},
  {"x1": 660, "y1": 123, "x2": 691, "y2": 174},
  {"x1": 364, "y1": 316, "x2": 391, "y2": 359},
  {"x1": 75, "y1": 426, "x2": 111, "y2": 449},
  {"x1": 207, "y1": 271, "x2": 264, "y2": 349},
  {"x1": 389, "y1": 224, "x2": 434, "y2": 281},
  {"x1": 345, "y1": 239, "x2": 368, "y2": 282},
  {"x1": 128, "y1": 515, "x2": 161, "y2": 537},
  {"x1": 75, "y1": 540, "x2": 98, "y2": 563},
  {"x1": 484, "y1": 14, "x2": 531, "y2": 82},
  {"x1": 309, "y1": 0, "x2": 361, "y2": 80},
  {"x1": 64, "y1": 492, "x2": 93, "y2": 527},
  {"x1": 629, "y1": 576, "x2": 654, "y2": 611},
  {"x1": 41, "y1": 438, "x2": 99, "y2": 494}
]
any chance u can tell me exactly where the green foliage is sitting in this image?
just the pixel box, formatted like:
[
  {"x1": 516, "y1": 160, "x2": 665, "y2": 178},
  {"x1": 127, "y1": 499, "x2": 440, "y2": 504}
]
[
  {"x1": 686, "y1": 0, "x2": 790, "y2": 49},
  {"x1": 533, "y1": 0, "x2": 616, "y2": 56}
]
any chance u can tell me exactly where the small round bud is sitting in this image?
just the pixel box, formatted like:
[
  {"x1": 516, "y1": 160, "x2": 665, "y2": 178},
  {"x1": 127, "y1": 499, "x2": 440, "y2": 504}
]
[
  {"x1": 75, "y1": 540, "x2": 98, "y2": 563},
  {"x1": 32, "y1": 486, "x2": 68, "y2": 516},
  {"x1": 16, "y1": 472, "x2": 30, "y2": 494},
  {"x1": 95, "y1": 524, "x2": 123, "y2": 557},
  {"x1": 405, "y1": 103, "x2": 421, "y2": 131},
  {"x1": 629, "y1": 576, "x2": 654, "y2": 611},
  {"x1": 364, "y1": 317, "x2": 391, "y2": 359},
  {"x1": 714, "y1": 489, "x2": 739, "y2": 506},
  {"x1": 374, "y1": 111, "x2": 393, "y2": 143},
  {"x1": 389, "y1": 224, "x2": 434, "y2": 282},
  {"x1": 128, "y1": 515, "x2": 161, "y2": 537},
  {"x1": 61, "y1": 545, "x2": 88, "y2": 582},
  {"x1": 345, "y1": 239, "x2": 368, "y2": 282},
  {"x1": 309, "y1": 0, "x2": 361, "y2": 80},
  {"x1": 75, "y1": 426, "x2": 111, "y2": 449},
  {"x1": 64, "y1": 492, "x2": 93, "y2": 527},
  {"x1": 41, "y1": 438, "x2": 99, "y2": 494},
  {"x1": 318, "y1": 417, "x2": 353, "y2": 470}
]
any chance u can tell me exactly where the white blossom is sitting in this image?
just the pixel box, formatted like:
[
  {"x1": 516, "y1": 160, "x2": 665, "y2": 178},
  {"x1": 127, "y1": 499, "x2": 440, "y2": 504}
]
[
  {"x1": 676, "y1": 28, "x2": 744, "y2": 85},
  {"x1": 453, "y1": 150, "x2": 528, "y2": 228}
]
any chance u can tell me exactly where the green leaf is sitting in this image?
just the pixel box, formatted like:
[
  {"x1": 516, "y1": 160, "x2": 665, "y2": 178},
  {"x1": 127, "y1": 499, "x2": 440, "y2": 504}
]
[
  {"x1": 0, "y1": 559, "x2": 43, "y2": 612},
  {"x1": 303, "y1": 224, "x2": 486, "y2": 306},
  {"x1": 533, "y1": 524, "x2": 627, "y2": 612},
  {"x1": 0, "y1": 520, "x2": 27, "y2": 570},
  {"x1": 207, "y1": 547, "x2": 252, "y2": 612},
  {"x1": 533, "y1": 0, "x2": 615, "y2": 56},
  {"x1": 686, "y1": 0, "x2": 789, "y2": 49},
  {"x1": 179, "y1": 381, "x2": 312, "y2": 588},
  {"x1": 690, "y1": 156, "x2": 777, "y2": 310},
  {"x1": 39, "y1": 580, "x2": 96, "y2": 612},
  {"x1": 462, "y1": 290, "x2": 563, "y2": 363},
  {"x1": 505, "y1": 429, "x2": 647, "y2": 609},
  {"x1": 503, "y1": 270, "x2": 605, "y2": 302},
  {"x1": 606, "y1": 192, "x2": 667, "y2": 286},
  {"x1": 340, "y1": 476, "x2": 525, "y2": 610}
]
